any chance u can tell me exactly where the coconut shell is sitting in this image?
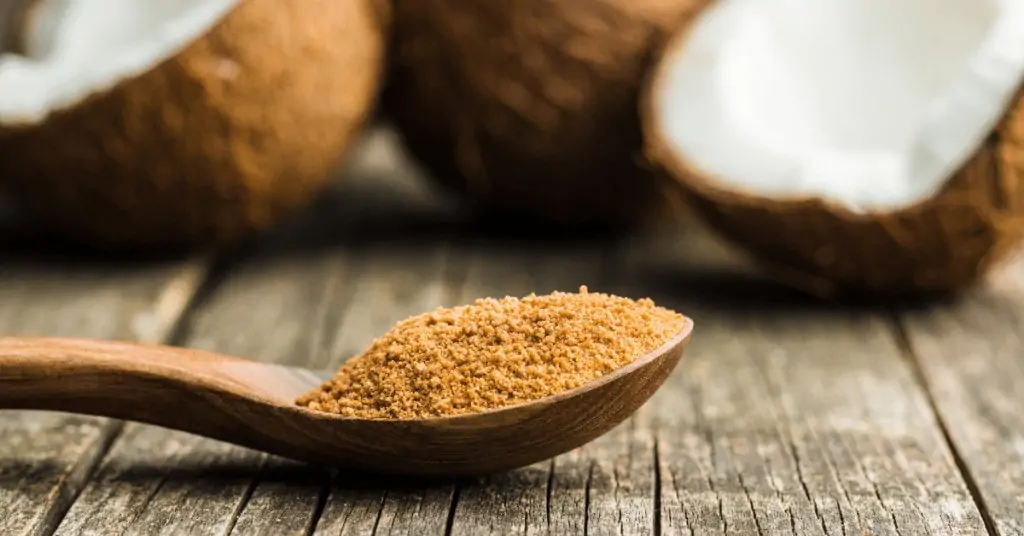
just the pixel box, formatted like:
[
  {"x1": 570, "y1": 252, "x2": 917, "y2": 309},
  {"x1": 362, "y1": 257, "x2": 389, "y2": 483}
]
[
  {"x1": 642, "y1": 18, "x2": 1024, "y2": 300},
  {"x1": 381, "y1": 0, "x2": 708, "y2": 231},
  {"x1": 0, "y1": 0, "x2": 388, "y2": 250},
  {"x1": 0, "y1": 1, "x2": 26, "y2": 53}
]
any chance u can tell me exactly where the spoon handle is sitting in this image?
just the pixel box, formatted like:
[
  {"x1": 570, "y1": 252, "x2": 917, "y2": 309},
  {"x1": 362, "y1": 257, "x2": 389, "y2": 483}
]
[
  {"x1": 0, "y1": 336, "x2": 341, "y2": 467},
  {"x1": 0, "y1": 336, "x2": 254, "y2": 424}
]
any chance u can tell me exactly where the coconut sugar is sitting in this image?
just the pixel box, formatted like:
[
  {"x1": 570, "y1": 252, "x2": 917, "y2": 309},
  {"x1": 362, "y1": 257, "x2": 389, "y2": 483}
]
[{"x1": 296, "y1": 286, "x2": 686, "y2": 419}]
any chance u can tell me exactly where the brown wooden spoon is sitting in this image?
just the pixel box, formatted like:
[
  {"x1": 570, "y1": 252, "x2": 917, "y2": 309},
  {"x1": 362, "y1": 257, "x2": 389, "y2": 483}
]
[{"x1": 0, "y1": 321, "x2": 693, "y2": 476}]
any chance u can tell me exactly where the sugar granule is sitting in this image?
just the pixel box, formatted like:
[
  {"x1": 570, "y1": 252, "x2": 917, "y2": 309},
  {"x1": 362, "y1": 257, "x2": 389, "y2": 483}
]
[{"x1": 295, "y1": 286, "x2": 687, "y2": 419}]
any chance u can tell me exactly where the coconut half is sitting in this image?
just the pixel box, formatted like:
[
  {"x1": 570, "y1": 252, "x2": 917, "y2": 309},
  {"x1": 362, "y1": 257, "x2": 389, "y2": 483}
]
[
  {"x1": 0, "y1": 0, "x2": 386, "y2": 249},
  {"x1": 643, "y1": 0, "x2": 1024, "y2": 298},
  {"x1": 381, "y1": 0, "x2": 710, "y2": 232}
]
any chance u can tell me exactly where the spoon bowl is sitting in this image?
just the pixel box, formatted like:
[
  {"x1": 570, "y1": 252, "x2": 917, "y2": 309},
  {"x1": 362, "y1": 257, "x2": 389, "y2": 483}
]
[{"x1": 0, "y1": 319, "x2": 693, "y2": 476}]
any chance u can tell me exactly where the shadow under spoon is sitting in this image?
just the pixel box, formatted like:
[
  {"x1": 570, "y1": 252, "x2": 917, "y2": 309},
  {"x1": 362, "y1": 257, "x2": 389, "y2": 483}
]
[{"x1": 0, "y1": 321, "x2": 693, "y2": 476}]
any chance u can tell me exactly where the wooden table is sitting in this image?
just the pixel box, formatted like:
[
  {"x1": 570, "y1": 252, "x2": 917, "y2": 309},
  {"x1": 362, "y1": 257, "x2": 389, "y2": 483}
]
[{"x1": 1, "y1": 125, "x2": 1021, "y2": 536}]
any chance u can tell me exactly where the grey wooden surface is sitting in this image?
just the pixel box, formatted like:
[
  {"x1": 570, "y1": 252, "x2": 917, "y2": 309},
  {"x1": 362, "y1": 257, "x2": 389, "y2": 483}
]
[{"x1": 0, "y1": 125, "x2": 1020, "y2": 535}]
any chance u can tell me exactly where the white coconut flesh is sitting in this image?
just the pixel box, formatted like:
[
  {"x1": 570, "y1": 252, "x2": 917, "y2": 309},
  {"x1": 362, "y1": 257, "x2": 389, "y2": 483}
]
[
  {"x1": 0, "y1": 0, "x2": 239, "y2": 126},
  {"x1": 657, "y1": 0, "x2": 1024, "y2": 213}
]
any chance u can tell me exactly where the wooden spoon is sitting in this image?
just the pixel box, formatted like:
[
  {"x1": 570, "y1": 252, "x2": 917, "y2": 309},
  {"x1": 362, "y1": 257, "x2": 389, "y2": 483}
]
[{"x1": 0, "y1": 320, "x2": 693, "y2": 476}]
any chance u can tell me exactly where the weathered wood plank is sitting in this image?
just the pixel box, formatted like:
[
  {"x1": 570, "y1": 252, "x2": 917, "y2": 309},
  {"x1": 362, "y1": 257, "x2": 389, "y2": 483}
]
[
  {"x1": 237, "y1": 127, "x2": 463, "y2": 536},
  {"x1": 51, "y1": 242, "x2": 351, "y2": 536},
  {"x1": 0, "y1": 242, "x2": 207, "y2": 536},
  {"x1": 443, "y1": 243, "x2": 586, "y2": 536},
  {"x1": 898, "y1": 258, "x2": 1024, "y2": 536},
  {"x1": 439, "y1": 237, "x2": 671, "y2": 536},
  {"x1": 310, "y1": 243, "x2": 458, "y2": 536},
  {"x1": 26, "y1": 119, "x2": 998, "y2": 536},
  {"x1": 49, "y1": 121, "x2": 665, "y2": 535},
  {"x1": 617, "y1": 229, "x2": 991, "y2": 535},
  {"x1": 52, "y1": 126, "x2": 466, "y2": 536},
  {"x1": 315, "y1": 236, "x2": 644, "y2": 536},
  {"x1": 234, "y1": 129, "x2": 464, "y2": 536}
]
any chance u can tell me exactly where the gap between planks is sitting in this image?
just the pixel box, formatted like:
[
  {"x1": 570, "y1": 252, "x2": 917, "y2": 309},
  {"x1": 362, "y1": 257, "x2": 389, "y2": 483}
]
[
  {"x1": 49, "y1": 258, "x2": 215, "y2": 535},
  {"x1": 891, "y1": 258, "x2": 1024, "y2": 536},
  {"x1": 888, "y1": 315, "x2": 999, "y2": 536},
  {"x1": 44, "y1": 232, "x2": 997, "y2": 536},
  {"x1": 0, "y1": 254, "x2": 214, "y2": 536},
  {"x1": 38, "y1": 125, "x2": 466, "y2": 536}
]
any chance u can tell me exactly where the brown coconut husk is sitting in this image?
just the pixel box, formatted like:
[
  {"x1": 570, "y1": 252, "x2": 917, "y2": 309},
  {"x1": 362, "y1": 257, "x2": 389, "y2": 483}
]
[
  {"x1": 0, "y1": 0, "x2": 388, "y2": 251},
  {"x1": 641, "y1": 11, "x2": 1024, "y2": 300}
]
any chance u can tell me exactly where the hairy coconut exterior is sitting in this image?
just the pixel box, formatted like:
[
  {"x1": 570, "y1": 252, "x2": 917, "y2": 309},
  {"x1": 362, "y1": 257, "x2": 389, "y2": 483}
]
[
  {"x1": 0, "y1": 0, "x2": 387, "y2": 250},
  {"x1": 381, "y1": 0, "x2": 708, "y2": 231},
  {"x1": 642, "y1": 21, "x2": 1024, "y2": 300}
]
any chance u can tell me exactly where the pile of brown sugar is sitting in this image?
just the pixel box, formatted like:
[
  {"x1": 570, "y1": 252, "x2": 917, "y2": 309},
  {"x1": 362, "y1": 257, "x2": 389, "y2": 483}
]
[{"x1": 296, "y1": 286, "x2": 687, "y2": 419}]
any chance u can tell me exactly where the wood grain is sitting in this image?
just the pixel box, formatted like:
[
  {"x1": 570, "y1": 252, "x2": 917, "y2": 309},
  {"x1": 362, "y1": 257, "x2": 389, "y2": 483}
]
[
  {"x1": 2, "y1": 123, "x2": 1002, "y2": 534},
  {"x1": 312, "y1": 242, "x2": 458, "y2": 536},
  {"x1": 614, "y1": 228, "x2": 991, "y2": 536},
  {"x1": 0, "y1": 247, "x2": 206, "y2": 536},
  {"x1": 898, "y1": 258, "x2": 1024, "y2": 536},
  {"x1": 51, "y1": 247, "x2": 350, "y2": 536},
  {"x1": 52, "y1": 127, "x2": 464, "y2": 535},
  {"x1": 444, "y1": 237, "x2": 661, "y2": 536}
]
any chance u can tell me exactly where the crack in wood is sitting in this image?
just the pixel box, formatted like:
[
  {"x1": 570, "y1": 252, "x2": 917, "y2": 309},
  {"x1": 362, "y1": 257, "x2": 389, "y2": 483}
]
[
  {"x1": 370, "y1": 491, "x2": 388, "y2": 535},
  {"x1": 545, "y1": 458, "x2": 555, "y2": 531},
  {"x1": 223, "y1": 457, "x2": 266, "y2": 536},
  {"x1": 583, "y1": 462, "x2": 593, "y2": 536},
  {"x1": 31, "y1": 420, "x2": 124, "y2": 536},
  {"x1": 306, "y1": 473, "x2": 333, "y2": 536},
  {"x1": 889, "y1": 314, "x2": 1000, "y2": 536},
  {"x1": 652, "y1": 439, "x2": 661, "y2": 536},
  {"x1": 737, "y1": 473, "x2": 766, "y2": 536},
  {"x1": 443, "y1": 485, "x2": 460, "y2": 536},
  {"x1": 0, "y1": 254, "x2": 211, "y2": 536}
]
